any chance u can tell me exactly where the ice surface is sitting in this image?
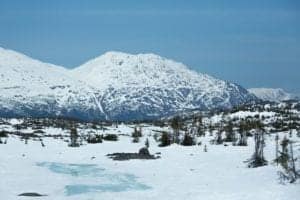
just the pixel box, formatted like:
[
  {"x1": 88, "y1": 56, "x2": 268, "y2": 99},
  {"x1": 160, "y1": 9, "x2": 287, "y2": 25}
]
[{"x1": 37, "y1": 162, "x2": 150, "y2": 196}]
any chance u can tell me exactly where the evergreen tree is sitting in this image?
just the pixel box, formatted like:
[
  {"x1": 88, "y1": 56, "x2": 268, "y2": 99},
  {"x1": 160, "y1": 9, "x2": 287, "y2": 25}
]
[
  {"x1": 145, "y1": 138, "x2": 150, "y2": 148},
  {"x1": 170, "y1": 116, "x2": 182, "y2": 144},
  {"x1": 237, "y1": 120, "x2": 248, "y2": 146},
  {"x1": 224, "y1": 120, "x2": 235, "y2": 142},
  {"x1": 275, "y1": 134, "x2": 279, "y2": 165},
  {"x1": 197, "y1": 124, "x2": 205, "y2": 137},
  {"x1": 159, "y1": 132, "x2": 171, "y2": 147},
  {"x1": 132, "y1": 126, "x2": 142, "y2": 143},
  {"x1": 181, "y1": 132, "x2": 195, "y2": 146},
  {"x1": 288, "y1": 109, "x2": 293, "y2": 138},
  {"x1": 276, "y1": 136, "x2": 290, "y2": 170},
  {"x1": 196, "y1": 116, "x2": 205, "y2": 137},
  {"x1": 246, "y1": 120, "x2": 267, "y2": 168},
  {"x1": 277, "y1": 139, "x2": 300, "y2": 183},
  {"x1": 214, "y1": 130, "x2": 223, "y2": 145},
  {"x1": 69, "y1": 127, "x2": 79, "y2": 147},
  {"x1": 132, "y1": 126, "x2": 142, "y2": 137}
]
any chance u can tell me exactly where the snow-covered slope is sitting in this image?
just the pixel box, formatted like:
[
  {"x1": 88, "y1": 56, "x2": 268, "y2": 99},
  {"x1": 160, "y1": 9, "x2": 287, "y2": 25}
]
[
  {"x1": 0, "y1": 47, "x2": 105, "y2": 120},
  {"x1": 72, "y1": 52, "x2": 256, "y2": 120},
  {"x1": 248, "y1": 88, "x2": 297, "y2": 102},
  {"x1": 0, "y1": 47, "x2": 256, "y2": 121}
]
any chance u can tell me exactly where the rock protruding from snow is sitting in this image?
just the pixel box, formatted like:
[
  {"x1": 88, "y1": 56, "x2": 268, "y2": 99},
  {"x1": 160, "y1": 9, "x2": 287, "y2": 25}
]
[{"x1": 248, "y1": 88, "x2": 297, "y2": 102}]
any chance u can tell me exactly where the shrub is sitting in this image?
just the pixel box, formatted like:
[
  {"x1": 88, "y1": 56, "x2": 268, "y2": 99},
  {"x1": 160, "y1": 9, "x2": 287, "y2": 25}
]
[
  {"x1": 33, "y1": 129, "x2": 45, "y2": 134},
  {"x1": 132, "y1": 127, "x2": 142, "y2": 138},
  {"x1": 132, "y1": 137, "x2": 140, "y2": 143},
  {"x1": 181, "y1": 133, "x2": 195, "y2": 146},
  {"x1": 103, "y1": 134, "x2": 118, "y2": 141},
  {"x1": 0, "y1": 130, "x2": 9, "y2": 137},
  {"x1": 69, "y1": 128, "x2": 80, "y2": 147},
  {"x1": 159, "y1": 132, "x2": 171, "y2": 147},
  {"x1": 87, "y1": 134, "x2": 103, "y2": 144},
  {"x1": 91, "y1": 123, "x2": 98, "y2": 129}
]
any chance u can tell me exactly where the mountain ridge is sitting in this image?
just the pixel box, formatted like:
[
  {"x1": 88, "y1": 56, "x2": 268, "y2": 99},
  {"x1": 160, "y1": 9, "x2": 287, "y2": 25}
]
[
  {"x1": 0, "y1": 47, "x2": 256, "y2": 121},
  {"x1": 248, "y1": 88, "x2": 298, "y2": 102}
]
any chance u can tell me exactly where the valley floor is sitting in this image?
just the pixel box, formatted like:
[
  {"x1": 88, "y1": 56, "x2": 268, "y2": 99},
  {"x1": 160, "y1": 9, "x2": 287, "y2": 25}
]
[{"x1": 0, "y1": 123, "x2": 299, "y2": 200}]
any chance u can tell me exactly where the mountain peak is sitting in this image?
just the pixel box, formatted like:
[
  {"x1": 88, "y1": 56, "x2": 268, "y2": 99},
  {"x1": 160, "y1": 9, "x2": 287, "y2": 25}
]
[
  {"x1": 72, "y1": 51, "x2": 191, "y2": 90},
  {"x1": 0, "y1": 46, "x2": 34, "y2": 65},
  {"x1": 0, "y1": 46, "x2": 67, "y2": 73},
  {"x1": 71, "y1": 51, "x2": 255, "y2": 120},
  {"x1": 248, "y1": 88, "x2": 297, "y2": 102},
  {"x1": 78, "y1": 51, "x2": 178, "y2": 71},
  {"x1": 101, "y1": 51, "x2": 164, "y2": 59}
]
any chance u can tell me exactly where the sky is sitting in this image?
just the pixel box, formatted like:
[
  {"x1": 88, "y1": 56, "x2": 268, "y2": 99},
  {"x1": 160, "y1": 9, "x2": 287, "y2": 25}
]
[{"x1": 0, "y1": 0, "x2": 299, "y2": 94}]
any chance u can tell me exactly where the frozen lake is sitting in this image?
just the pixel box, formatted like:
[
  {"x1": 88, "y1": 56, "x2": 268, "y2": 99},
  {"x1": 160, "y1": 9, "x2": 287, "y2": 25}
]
[{"x1": 36, "y1": 162, "x2": 151, "y2": 196}]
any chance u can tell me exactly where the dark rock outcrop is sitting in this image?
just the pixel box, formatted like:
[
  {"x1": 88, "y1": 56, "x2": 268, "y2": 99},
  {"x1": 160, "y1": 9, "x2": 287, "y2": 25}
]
[{"x1": 107, "y1": 147, "x2": 159, "y2": 161}]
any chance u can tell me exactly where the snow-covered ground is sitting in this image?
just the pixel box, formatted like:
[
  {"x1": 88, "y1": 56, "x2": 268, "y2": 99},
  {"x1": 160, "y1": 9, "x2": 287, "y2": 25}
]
[{"x1": 0, "y1": 121, "x2": 299, "y2": 200}]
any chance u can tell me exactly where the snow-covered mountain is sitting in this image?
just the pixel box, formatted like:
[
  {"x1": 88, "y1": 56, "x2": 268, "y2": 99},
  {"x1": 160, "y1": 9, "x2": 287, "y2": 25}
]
[
  {"x1": 0, "y1": 47, "x2": 256, "y2": 121},
  {"x1": 71, "y1": 51, "x2": 256, "y2": 120},
  {"x1": 248, "y1": 88, "x2": 298, "y2": 102},
  {"x1": 0, "y1": 47, "x2": 105, "y2": 120}
]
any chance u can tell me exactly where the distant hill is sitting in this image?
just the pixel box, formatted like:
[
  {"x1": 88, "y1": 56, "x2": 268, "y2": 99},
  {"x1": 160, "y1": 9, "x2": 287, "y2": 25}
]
[{"x1": 248, "y1": 88, "x2": 299, "y2": 102}]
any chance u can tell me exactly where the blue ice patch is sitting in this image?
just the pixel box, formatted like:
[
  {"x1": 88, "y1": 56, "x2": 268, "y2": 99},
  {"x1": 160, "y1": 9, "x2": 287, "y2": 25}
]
[{"x1": 36, "y1": 162, "x2": 151, "y2": 196}]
